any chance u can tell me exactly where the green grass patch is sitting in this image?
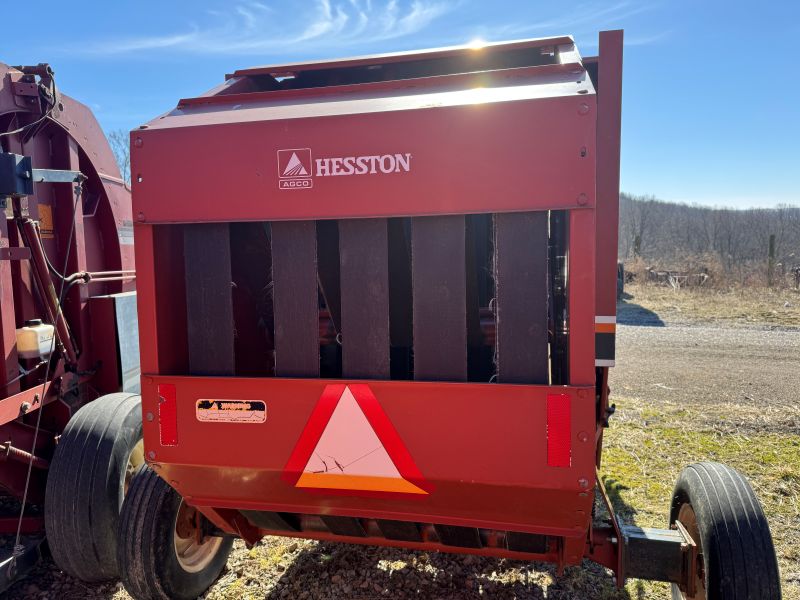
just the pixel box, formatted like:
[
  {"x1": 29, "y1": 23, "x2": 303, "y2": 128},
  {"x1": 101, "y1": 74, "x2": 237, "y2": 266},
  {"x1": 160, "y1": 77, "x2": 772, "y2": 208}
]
[{"x1": 602, "y1": 398, "x2": 800, "y2": 599}]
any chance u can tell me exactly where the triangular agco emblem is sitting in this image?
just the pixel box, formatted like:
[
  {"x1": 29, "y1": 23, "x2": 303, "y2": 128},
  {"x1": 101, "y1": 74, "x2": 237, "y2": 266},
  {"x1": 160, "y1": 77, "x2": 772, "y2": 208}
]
[
  {"x1": 277, "y1": 148, "x2": 313, "y2": 190},
  {"x1": 282, "y1": 384, "x2": 432, "y2": 497},
  {"x1": 282, "y1": 152, "x2": 308, "y2": 177}
]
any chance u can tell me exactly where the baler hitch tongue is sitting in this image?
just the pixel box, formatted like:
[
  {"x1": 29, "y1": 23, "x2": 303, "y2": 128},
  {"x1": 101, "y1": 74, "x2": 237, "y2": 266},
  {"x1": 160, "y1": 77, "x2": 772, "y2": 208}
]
[{"x1": 617, "y1": 523, "x2": 698, "y2": 595}]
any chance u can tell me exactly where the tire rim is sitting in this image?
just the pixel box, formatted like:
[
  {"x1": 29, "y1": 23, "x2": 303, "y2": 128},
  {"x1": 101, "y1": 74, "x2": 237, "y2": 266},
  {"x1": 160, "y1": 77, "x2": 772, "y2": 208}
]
[
  {"x1": 173, "y1": 501, "x2": 224, "y2": 573},
  {"x1": 123, "y1": 439, "x2": 145, "y2": 496},
  {"x1": 676, "y1": 503, "x2": 706, "y2": 600}
]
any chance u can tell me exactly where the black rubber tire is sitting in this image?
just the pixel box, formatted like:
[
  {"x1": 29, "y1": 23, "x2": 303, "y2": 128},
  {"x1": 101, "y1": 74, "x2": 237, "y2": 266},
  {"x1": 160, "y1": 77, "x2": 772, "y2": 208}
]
[
  {"x1": 669, "y1": 462, "x2": 781, "y2": 600},
  {"x1": 44, "y1": 393, "x2": 143, "y2": 582},
  {"x1": 117, "y1": 464, "x2": 233, "y2": 600}
]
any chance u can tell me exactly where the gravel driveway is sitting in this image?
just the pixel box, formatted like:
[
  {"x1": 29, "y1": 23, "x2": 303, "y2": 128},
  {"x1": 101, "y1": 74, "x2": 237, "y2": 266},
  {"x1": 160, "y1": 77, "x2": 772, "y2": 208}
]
[{"x1": 613, "y1": 321, "x2": 800, "y2": 405}]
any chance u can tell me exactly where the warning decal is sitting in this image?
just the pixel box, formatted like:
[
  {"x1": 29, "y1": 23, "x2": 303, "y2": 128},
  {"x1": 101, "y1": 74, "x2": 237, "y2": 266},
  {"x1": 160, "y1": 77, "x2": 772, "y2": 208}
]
[
  {"x1": 196, "y1": 399, "x2": 266, "y2": 423},
  {"x1": 283, "y1": 384, "x2": 432, "y2": 497}
]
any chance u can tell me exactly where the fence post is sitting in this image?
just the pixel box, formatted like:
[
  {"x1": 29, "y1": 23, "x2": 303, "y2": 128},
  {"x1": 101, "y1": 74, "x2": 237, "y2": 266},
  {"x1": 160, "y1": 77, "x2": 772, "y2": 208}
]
[{"x1": 767, "y1": 234, "x2": 776, "y2": 287}]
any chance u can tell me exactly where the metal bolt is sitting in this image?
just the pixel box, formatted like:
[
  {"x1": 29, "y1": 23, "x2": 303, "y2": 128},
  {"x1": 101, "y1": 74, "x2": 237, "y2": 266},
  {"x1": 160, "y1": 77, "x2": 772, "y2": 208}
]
[
  {"x1": 578, "y1": 431, "x2": 589, "y2": 443},
  {"x1": 577, "y1": 193, "x2": 588, "y2": 206},
  {"x1": 578, "y1": 477, "x2": 590, "y2": 489},
  {"x1": 147, "y1": 451, "x2": 156, "y2": 460},
  {"x1": 19, "y1": 402, "x2": 30, "y2": 414},
  {"x1": 134, "y1": 137, "x2": 143, "y2": 148},
  {"x1": 577, "y1": 88, "x2": 589, "y2": 94},
  {"x1": 146, "y1": 412, "x2": 154, "y2": 422},
  {"x1": 578, "y1": 103, "x2": 590, "y2": 115}
]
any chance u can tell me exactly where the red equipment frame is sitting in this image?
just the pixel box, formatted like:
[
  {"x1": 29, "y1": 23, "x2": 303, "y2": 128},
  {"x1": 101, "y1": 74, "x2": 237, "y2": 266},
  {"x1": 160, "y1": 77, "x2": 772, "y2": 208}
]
[
  {"x1": 132, "y1": 31, "x2": 678, "y2": 586},
  {"x1": 0, "y1": 63, "x2": 135, "y2": 506}
]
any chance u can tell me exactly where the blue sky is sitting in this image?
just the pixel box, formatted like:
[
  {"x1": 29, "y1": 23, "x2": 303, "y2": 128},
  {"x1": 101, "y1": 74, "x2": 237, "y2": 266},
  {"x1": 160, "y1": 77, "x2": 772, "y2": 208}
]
[{"x1": 2, "y1": 1, "x2": 798, "y2": 208}]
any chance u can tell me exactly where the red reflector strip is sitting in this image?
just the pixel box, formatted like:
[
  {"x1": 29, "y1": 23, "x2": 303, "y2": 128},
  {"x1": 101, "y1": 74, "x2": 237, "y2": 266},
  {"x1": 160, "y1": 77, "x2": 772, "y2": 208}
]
[
  {"x1": 547, "y1": 393, "x2": 571, "y2": 467},
  {"x1": 158, "y1": 384, "x2": 178, "y2": 446}
]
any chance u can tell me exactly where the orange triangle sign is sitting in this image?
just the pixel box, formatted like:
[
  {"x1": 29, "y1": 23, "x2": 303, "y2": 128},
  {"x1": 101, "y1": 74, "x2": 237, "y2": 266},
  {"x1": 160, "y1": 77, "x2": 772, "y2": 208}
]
[{"x1": 283, "y1": 384, "x2": 432, "y2": 497}]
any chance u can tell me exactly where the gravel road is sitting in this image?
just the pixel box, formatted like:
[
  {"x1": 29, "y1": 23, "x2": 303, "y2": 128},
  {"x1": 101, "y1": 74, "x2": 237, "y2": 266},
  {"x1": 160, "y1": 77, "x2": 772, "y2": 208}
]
[
  {"x1": 611, "y1": 322, "x2": 800, "y2": 434},
  {"x1": 5, "y1": 318, "x2": 798, "y2": 599}
]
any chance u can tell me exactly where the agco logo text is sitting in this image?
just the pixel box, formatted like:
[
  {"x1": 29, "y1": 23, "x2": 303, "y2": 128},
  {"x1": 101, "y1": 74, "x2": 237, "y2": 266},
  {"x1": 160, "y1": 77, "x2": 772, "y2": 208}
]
[{"x1": 277, "y1": 148, "x2": 412, "y2": 190}]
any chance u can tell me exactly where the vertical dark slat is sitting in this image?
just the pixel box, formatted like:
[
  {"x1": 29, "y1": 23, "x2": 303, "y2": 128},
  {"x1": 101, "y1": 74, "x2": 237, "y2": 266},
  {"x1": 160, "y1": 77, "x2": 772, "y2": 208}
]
[
  {"x1": 494, "y1": 212, "x2": 549, "y2": 384},
  {"x1": 327, "y1": 218, "x2": 391, "y2": 539},
  {"x1": 316, "y1": 220, "x2": 341, "y2": 332},
  {"x1": 549, "y1": 211, "x2": 569, "y2": 384},
  {"x1": 388, "y1": 218, "x2": 413, "y2": 379},
  {"x1": 339, "y1": 218, "x2": 390, "y2": 379},
  {"x1": 271, "y1": 221, "x2": 319, "y2": 377},
  {"x1": 411, "y1": 216, "x2": 476, "y2": 546},
  {"x1": 184, "y1": 223, "x2": 234, "y2": 375},
  {"x1": 411, "y1": 215, "x2": 467, "y2": 382},
  {"x1": 320, "y1": 515, "x2": 367, "y2": 537},
  {"x1": 388, "y1": 218, "x2": 413, "y2": 346}
]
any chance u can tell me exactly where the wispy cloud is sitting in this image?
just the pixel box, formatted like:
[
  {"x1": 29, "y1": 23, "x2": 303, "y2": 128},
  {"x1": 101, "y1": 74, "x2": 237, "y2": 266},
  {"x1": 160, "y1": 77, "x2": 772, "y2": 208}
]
[
  {"x1": 77, "y1": 0, "x2": 455, "y2": 56},
  {"x1": 472, "y1": 1, "x2": 667, "y2": 48}
]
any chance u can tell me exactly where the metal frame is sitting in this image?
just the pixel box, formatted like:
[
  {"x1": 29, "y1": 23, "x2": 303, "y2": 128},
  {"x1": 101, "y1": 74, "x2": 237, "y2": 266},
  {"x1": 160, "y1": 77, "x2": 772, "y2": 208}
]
[{"x1": 0, "y1": 62, "x2": 135, "y2": 516}]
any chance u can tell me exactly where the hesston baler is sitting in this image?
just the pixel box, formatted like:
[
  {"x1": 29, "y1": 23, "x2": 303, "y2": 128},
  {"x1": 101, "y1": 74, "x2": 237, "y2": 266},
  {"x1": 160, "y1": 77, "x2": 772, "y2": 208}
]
[
  {"x1": 117, "y1": 30, "x2": 780, "y2": 599},
  {"x1": 0, "y1": 63, "x2": 139, "y2": 588}
]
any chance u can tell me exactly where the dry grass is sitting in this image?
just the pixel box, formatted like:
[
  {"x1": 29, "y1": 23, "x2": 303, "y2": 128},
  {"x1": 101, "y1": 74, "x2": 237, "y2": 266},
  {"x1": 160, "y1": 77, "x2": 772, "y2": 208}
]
[{"x1": 622, "y1": 282, "x2": 800, "y2": 327}]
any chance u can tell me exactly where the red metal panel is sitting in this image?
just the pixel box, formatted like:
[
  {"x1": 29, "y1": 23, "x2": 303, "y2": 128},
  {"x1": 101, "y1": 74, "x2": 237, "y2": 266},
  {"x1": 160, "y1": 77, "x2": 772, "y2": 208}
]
[
  {"x1": 0, "y1": 213, "x2": 19, "y2": 395},
  {"x1": 568, "y1": 209, "x2": 596, "y2": 386},
  {"x1": 141, "y1": 376, "x2": 595, "y2": 540},
  {"x1": 131, "y1": 96, "x2": 596, "y2": 223},
  {"x1": 132, "y1": 224, "x2": 158, "y2": 375},
  {"x1": 54, "y1": 134, "x2": 91, "y2": 370},
  {"x1": 594, "y1": 30, "x2": 623, "y2": 339},
  {"x1": 547, "y1": 393, "x2": 571, "y2": 467},
  {"x1": 158, "y1": 383, "x2": 178, "y2": 446}
]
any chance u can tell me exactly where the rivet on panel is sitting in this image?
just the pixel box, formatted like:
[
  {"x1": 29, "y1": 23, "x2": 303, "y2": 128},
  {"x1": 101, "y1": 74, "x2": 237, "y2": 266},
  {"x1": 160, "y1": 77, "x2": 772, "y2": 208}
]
[
  {"x1": 146, "y1": 412, "x2": 154, "y2": 422},
  {"x1": 134, "y1": 137, "x2": 143, "y2": 148},
  {"x1": 578, "y1": 478, "x2": 590, "y2": 489},
  {"x1": 148, "y1": 451, "x2": 156, "y2": 460},
  {"x1": 578, "y1": 103, "x2": 590, "y2": 115},
  {"x1": 577, "y1": 193, "x2": 588, "y2": 206},
  {"x1": 137, "y1": 212, "x2": 146, "y2": 222},
  {"x1": 578, "y1": 431, "x2": 590, "y2": 443}
]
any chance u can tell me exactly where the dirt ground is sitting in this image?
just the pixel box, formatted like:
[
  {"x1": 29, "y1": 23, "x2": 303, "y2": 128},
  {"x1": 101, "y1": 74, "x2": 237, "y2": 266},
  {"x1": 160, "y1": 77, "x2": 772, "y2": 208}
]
[{"x1": 5, "y1": 283, "x2": 799, "y2": 599}]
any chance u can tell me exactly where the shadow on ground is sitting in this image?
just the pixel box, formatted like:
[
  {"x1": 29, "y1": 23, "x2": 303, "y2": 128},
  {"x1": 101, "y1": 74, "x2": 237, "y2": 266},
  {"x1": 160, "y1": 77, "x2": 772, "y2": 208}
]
[
  {"x1": 599, "y1": 475, "x2": 664, "y2": 600},
  {"x1": 617, "y1": 294, "x2": 665, "y2": 327}
]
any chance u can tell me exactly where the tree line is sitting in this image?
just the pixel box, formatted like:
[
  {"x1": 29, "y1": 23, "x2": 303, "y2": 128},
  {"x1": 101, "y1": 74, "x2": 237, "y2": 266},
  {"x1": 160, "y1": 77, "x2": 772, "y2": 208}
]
[{"x1": 618, "y1": 193, "x2": 800, "y2": 284}]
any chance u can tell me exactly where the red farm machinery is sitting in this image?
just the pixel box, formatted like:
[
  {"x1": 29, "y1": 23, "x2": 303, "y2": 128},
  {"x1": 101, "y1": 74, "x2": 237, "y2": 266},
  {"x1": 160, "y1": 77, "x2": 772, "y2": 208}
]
[
  {"x1": 0, "y1": 62, "x2": 138, "y2": 588},
  {"x1": 120, "y1": 30, "x2": 780, "y2": 599}
]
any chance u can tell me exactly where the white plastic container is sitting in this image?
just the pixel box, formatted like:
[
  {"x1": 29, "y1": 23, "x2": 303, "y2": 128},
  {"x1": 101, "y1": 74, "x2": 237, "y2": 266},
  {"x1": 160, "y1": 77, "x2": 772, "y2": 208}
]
[{"x1": 16, "y1": 319, "x2": 55, "y2": 359}]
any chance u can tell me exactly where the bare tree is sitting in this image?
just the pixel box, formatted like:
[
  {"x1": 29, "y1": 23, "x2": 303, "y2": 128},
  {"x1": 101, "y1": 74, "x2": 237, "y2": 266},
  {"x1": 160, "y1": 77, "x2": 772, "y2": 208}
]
[{"x1": 107, "y1": 129, "x2": 130, "y2": 184}]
